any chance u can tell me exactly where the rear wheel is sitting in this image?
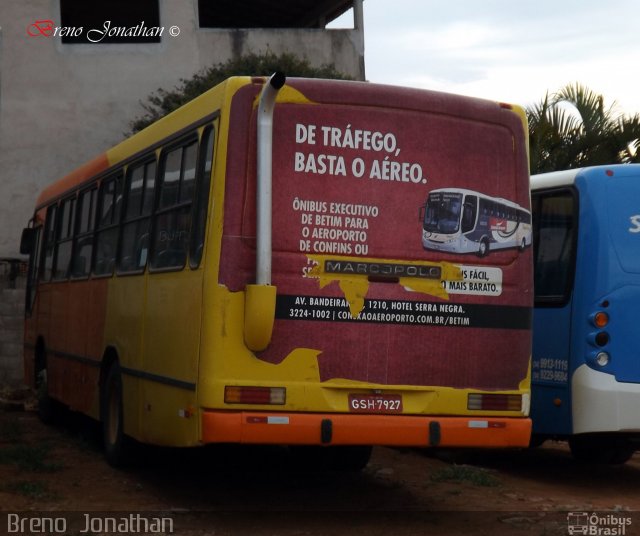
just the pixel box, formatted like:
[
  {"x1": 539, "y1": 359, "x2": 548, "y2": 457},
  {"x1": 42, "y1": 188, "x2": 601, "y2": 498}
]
[
  {"x1": 477, "y1": 238, "x2": 490, "y2": 257},
  {"x1": 290, "y1": 445, "x2": 372, "y2": 472},
  {"x1": 101, "y1": 363, "x2": 132, "y2": 467},
  {"x1": 569, "y1": 435, "x2": 635, "y2": 465},
  {"x1": 330, "y1": 446, "x2": 373, "y2": 471},
  {"x1": 35, "y1": 349, "x2": 62, "y2": 424}
]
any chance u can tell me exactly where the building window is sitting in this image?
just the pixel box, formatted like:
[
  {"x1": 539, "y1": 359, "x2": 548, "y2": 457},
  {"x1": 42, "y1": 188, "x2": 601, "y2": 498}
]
[
  {"x1": 197, "y1": 0, "x2": 353, "y2": 29},
  {"x1": 59, "y1": 0, "x2": 161, "y2": 44}
]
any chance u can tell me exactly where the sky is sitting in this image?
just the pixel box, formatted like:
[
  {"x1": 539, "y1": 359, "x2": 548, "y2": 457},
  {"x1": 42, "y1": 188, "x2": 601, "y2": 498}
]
[{"x1": 330, "y1": 0, "x2": 640, "y2": 116}]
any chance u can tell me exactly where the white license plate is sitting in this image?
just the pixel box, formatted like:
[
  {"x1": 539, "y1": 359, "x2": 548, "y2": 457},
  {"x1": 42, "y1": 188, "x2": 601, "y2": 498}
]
[{"x1": 348, "y1": 394, "x2": 403, "y2": 413}]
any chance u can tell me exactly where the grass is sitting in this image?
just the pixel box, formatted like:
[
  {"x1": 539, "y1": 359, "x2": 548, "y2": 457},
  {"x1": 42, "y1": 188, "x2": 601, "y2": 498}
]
[
  {"x1": 430, "y1": 464, "x2": 501, "y2": 487},
  {"x1": 0, "y1": 419, "x2": 24, "y2": 443},
  {"x1": 3, "y1": 480, "x2": 53, "y2": 500},
  {"x1": 0, "y1": 444, "x2": 63, "y2": 472}
]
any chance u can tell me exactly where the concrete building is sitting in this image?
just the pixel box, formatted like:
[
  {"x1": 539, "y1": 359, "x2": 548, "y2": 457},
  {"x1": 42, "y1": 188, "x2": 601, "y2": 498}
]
[{"x1": 0, "y1": 0, "x2": 365, "y2": 385}]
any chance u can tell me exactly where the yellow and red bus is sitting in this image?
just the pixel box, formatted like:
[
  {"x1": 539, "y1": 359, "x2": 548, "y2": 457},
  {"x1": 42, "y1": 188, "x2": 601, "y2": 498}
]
[{"x1": 21, "y1": 74, "x2": 532, "y2": 468}]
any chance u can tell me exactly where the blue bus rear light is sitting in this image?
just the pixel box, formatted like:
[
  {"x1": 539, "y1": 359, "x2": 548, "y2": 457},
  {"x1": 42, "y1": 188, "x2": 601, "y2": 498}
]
[
  {"x1": 594, "y1": 332, "x2": 609, "y2": 347},
  {"x1": 595, "y1": 352, "x2": 610, "y2": 367},
  {"x1": 590, "y1": 311, "x2": 609, "y2": 328}
]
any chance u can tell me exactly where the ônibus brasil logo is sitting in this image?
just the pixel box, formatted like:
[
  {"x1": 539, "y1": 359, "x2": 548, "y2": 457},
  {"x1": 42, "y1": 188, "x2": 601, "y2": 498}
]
[{"x1": 567, "y1": 512, "x2": 632, "y2": 535}]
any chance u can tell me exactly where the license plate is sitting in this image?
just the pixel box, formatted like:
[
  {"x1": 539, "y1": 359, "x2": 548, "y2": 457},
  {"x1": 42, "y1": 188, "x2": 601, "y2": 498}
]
[{"x1": 348, "y1": 394, "x2": 403, "y2": 413}]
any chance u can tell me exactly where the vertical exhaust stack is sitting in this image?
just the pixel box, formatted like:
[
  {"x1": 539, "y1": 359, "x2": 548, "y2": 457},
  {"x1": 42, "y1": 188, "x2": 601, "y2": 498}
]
[
  {"x1": 245, "y1": 72, "x2": 286, "y2": 352},
  {"x1": 256, "y1": 71, "x2": 286, "y2": 285}
]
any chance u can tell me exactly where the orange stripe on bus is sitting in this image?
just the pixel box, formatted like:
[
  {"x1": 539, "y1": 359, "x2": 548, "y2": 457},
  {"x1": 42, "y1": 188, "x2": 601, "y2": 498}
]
[
  {"x1": 201, "y1": 411, "x2": 531, "y2": 448},
  {"x1": 36, "y1": 153, "x2": 110, "y2": 207}
]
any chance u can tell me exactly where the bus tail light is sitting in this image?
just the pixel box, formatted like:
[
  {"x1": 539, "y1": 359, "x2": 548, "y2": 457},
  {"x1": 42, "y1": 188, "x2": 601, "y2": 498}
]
[
  {"x1": 467, "y1": 393, "x2": 522, "y2": 411},
  {"x1": 595, "y1": 352, "x2": 610, "y2": 367},
  {"x1": 590, "y1": 311, "x2": 609, "y2": 328},
  {"x1": 225, "y1": 386, "x2": 286, "y2": 405}
]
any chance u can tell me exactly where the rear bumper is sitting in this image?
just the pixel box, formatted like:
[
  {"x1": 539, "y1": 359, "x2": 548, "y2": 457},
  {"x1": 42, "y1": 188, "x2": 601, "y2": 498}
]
[
  {"x1": 201, "y1": 410, "x2": 531, "y2": 448},
  {"x1": 572, "y1": 364, "x2": 640, "y2": 434}
]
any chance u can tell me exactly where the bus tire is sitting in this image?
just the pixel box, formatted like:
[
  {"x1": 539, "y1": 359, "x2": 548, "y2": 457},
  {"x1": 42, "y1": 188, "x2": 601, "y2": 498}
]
[
  {"x1": 569, "y1": 436, "x2": 635, "y2": 465},
  {"x1": 101, "y1": 363, "x2": 132, "y2": 468},
  {"x1": 477, "y1": 238, "x2": 490, "y2": 257},
  {"x1": 289, "y1": 445, "x2": 372, "y2": 472},
  {"x1": 330, "y1": 445, "x2": 373, "y2": 471},
  {"x1": 35, "y1": 348, "x2": 62, "y2": 425}
]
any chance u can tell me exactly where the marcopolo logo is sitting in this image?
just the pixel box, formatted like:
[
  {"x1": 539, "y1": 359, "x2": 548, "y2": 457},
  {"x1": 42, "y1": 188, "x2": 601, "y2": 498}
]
[
  {"x1": 567, "y1": 512, "x2": 632, "y2": 535},
  {"x1": 26, "y1": 20, "x2": 180, "y2": 41}
]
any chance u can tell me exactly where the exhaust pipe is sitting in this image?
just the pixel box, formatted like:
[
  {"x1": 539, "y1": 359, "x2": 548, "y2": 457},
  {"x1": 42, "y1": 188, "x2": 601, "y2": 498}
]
[
  {"x1": 256, "y1": 71, "x2": 286, "y2": 285},
  {"x1": 244, "y1": 72, "x2": 285, "y2": 352}
]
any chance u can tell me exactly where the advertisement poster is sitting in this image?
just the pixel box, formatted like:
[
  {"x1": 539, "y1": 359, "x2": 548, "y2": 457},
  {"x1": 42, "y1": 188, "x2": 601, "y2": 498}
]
[{"x1": 221, "y1": 83, "x2": 531, "y2": 390}]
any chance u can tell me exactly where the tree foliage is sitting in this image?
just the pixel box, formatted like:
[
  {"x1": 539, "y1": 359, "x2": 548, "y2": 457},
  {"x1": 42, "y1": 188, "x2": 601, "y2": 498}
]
[
  {"x1": 129, "y1": 51, "x2": 351, "y2": 133},
  {"x1": 527, "y1": 83, "x2": 640, "y2": 173}
]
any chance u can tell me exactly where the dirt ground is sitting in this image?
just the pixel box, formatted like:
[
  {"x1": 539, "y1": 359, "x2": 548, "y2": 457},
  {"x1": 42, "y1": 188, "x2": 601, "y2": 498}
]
[{"x1": 1, "y1": 396, "x2": 640, "y2": 536}]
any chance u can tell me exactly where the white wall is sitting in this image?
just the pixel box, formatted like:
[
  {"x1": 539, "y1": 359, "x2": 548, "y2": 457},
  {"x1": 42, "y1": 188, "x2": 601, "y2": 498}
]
[{"x1": 0, "y1": 0, "x2": 364, "y2": 258}]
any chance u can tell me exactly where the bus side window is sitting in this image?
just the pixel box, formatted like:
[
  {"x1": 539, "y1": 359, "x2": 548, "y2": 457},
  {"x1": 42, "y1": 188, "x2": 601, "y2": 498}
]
[
  {"x1": 119, "y1": 158, "x2": 156, "y2": 273},
  {"x1": 532, "y1": 190, "x2": 576, "y2": 304},
  {"x1": 71, "y1": 186, "x2": 97, "y2": 278},
  {"x1": 190, "y1": 125, "x2": 215, "y2": 269},
  {"x1": 151, "y1": 138, "x2": 198, "y2": 270},
  {"x1": 42, "y1": 204, "x2": 58, "y2": 281},
  {"x1": 461, "y1": 195, "x2": 477, "y2": 233},
  {"x1": 25, "y1": 225, "x2": 42, "y2": 313},
  {"x1": 52, "y1": 196, "x2": 76, "y2": 280},
  {"x1": 94, "y1": 172, "x2": 124, "y2": 276}
]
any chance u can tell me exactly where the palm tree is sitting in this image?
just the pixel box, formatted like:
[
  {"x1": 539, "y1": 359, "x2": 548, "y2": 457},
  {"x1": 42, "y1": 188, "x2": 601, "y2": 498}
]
[{"x1": 527, "y1": 83, "x2": 640, "y2": 173}]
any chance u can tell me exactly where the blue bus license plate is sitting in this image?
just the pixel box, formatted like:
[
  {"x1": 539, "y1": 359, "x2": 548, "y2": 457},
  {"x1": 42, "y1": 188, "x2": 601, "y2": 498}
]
[{"x1": 348, "y1": 394, "x2": 403, "y2": 413}]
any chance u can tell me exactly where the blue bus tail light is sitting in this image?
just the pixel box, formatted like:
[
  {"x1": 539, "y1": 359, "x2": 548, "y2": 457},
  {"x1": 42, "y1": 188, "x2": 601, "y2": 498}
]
[
  {"x1": 594, "y1": 332, "x2": 609, "y2": 347},
  {"x1": 590, "y1": 311, "x2": 609, "y2": 328},
  {"x1": 595, "y1": 352, "x2": 610, "y2": 367}
]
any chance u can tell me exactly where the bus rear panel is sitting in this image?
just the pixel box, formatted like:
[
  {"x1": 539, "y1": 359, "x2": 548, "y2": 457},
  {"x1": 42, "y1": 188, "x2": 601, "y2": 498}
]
[{"x1": 199, "y1": 78, "x2": 532, "y2": 448}]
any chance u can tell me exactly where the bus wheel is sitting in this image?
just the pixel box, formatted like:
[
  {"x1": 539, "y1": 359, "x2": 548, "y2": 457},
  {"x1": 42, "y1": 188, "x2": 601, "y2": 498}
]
[
  {"x1": 35, "y1": 367, "x2": 56, "y2": 424},
  {"x1": 35, "y1": 352, "x2": 62, "y2": 424},
  {"x1": 101, "y1": 363, "x2": 132, "y2": 468},
  {"x1": 569, "y1": 436, "x2": 635, "y2": 465},
  {"x1": 477, "y1": 238, "x2": 490, "y2": 257},
  {"x1": 289, "y1": 445, "x2": 372, "y2": 472},
  {"x1": 330, "y1": 446, "x2": 373, "y2": 471}
]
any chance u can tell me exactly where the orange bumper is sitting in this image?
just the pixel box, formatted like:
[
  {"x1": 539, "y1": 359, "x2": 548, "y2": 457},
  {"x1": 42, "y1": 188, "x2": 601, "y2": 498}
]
[{"x1": 201, "y1": 411, "x2": 531, "y2": 448}]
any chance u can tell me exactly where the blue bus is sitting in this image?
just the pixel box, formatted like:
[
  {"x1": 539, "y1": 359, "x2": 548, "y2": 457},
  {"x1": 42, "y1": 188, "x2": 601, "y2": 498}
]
[
  {"x1": 420, "y1": 188, "x2": 532, "y2": 257},
  {"x1": 530, "y1": 165, "x2": 640, "y2": 463}
]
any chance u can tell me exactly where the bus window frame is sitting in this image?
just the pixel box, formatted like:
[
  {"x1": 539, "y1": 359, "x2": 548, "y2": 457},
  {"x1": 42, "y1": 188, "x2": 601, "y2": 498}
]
[
  {"x1": 52, "y1": 195, "x2": 78, "y2": 281},
  {"x1": 24, "y1": 221, "x2": 42, "y2": 315},
  {"x1": 71, "y1": 185, "x2": 97, "y2": 280},
  {"x1": 189, "y1": 124, "x2": 216, "y2": 270},
  {"x1": 93, "y1": 170, "x2": 125, "y2": 278},
  {"x1": 149, "y1": 134, "x2": 199, "y2": 273},
  {"x1": 41, "y1": 203, "x2": 58, "y2": 282},
  {"x1": 532, "y1": 186, "x2": 579, "y2": 308},
  {"x1": 117, "y1": 155, "x2": 158, "y2": 275}
]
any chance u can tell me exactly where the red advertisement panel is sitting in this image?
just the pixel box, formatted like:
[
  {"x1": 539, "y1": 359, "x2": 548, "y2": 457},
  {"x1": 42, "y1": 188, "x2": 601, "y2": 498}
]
[{"x1": 221, "y1": 80, "x2": 531, "y2": 390}]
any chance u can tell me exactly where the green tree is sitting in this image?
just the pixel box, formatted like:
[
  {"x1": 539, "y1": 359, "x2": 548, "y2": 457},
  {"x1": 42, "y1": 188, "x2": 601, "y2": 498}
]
[
  {"x1": 129, "y1": 51, "x2": 351, "y2": 134},
  {"x1": 527, "y1": 83, "x2": 640, "y2": 173}
]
